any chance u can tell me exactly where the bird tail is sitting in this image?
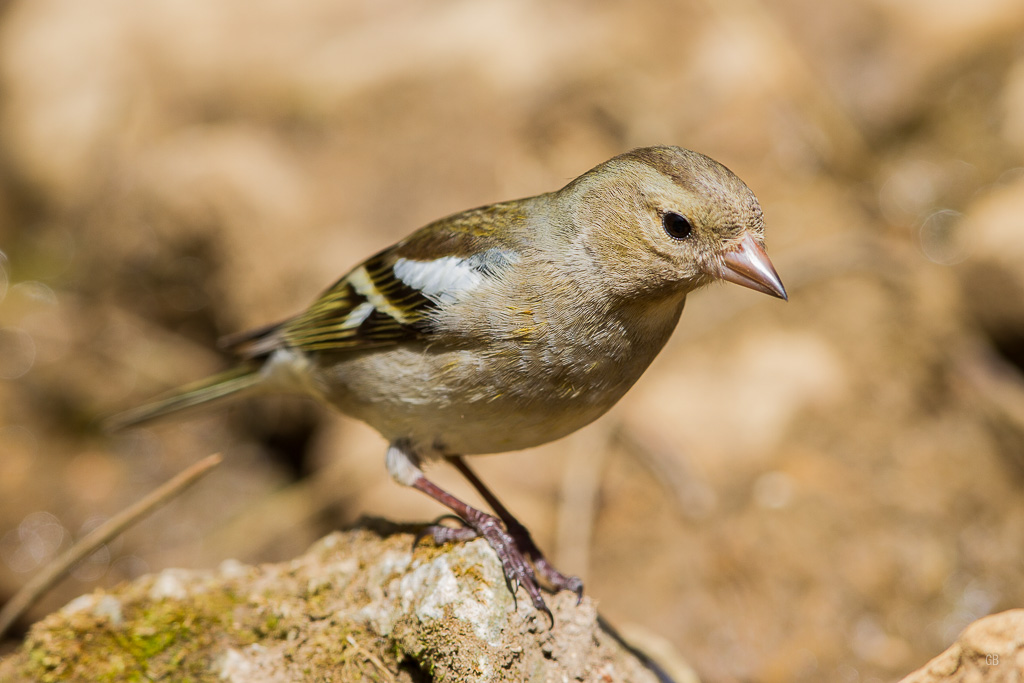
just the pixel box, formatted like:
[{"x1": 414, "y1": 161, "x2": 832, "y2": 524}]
[{"x1": 105, "y1": 364, "x2": 264, "y2": 431}]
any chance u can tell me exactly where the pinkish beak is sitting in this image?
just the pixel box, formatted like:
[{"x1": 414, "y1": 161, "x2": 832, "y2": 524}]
[{"x1": 717, "y1": 233, "x2": 787, "y2": 300}]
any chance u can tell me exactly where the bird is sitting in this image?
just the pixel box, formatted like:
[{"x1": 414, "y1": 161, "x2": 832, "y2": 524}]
[{"x1": 110, "y1": 145, "x2": 787, "y2": 621}]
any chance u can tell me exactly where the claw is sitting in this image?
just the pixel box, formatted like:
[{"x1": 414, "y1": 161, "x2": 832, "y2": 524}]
[
  {"x1": 538, "y1": 605, "x2": 554, "y2": 630},
  {"x1": 570, "y1": 579, "x2": 584, "y2": 605}
]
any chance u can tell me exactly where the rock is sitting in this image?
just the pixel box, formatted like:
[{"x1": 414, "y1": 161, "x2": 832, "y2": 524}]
[
  {"x1": 899, "y1": 610, "x2": 1024, "y2": 683},
  {"x1": 0, "y1": 526, "x2": 669, "y2": 682}
]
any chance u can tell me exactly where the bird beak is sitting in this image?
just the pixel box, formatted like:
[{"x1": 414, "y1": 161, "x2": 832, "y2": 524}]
[{"x1": 717, "y1": 233, "x2": 788, "y2": 300}]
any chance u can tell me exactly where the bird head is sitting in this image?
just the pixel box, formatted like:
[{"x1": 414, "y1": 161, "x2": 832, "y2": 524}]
[{"x1": 562, "y1": 145, "x2": 787, "y2": 302}]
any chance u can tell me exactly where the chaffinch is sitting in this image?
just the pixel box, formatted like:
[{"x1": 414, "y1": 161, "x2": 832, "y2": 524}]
[{"x1": 112, "y1": 146, "x2": 786, "y2": 620}]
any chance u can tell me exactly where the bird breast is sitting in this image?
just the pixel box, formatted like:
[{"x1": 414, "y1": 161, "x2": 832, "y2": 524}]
[{"x1": 310, "y1": 287, "x2": 687, "y2": 456}]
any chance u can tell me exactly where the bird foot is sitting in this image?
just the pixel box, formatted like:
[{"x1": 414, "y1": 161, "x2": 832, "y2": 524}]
[
  {"x1": 421, "y1": 508, "x2": 553, "y2": 623},
  {"x1": 499, "y1": 516, "x2": 583, "y2": 601},
  {"x1": 417, "y1": 515, "x2": 478, "y2": 545},
  {"x1": 531, "y1": 556, "x2": 584, "y2": 602},
  {"x1": 419, "y1": 513, "x2": 583, "y2": 619}
]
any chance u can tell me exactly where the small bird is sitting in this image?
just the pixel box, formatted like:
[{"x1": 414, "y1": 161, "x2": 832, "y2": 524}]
[{"x1": 111, "y1": 146, "x2": 786, "y2": 620}]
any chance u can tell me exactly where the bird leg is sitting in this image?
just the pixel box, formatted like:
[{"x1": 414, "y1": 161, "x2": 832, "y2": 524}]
[
  {"x1": 411, "y1": 474, "x2": 552, "y2": 622},
  {"x1": 386, "y1": 441, "x2": 552, "y2": 620},
  {"x1": 448, "y1": 456, "x2": 584, "y2": 601}
]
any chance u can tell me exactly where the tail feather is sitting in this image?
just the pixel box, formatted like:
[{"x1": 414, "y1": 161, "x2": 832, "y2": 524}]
[{"x1": 105, "y1": 365, "x2": 264, "y2": 431}]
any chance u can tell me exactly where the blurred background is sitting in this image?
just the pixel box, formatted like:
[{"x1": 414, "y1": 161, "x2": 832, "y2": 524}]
[{"x1": 2, "y1": 0, "x2": 1024, "y2": 680}]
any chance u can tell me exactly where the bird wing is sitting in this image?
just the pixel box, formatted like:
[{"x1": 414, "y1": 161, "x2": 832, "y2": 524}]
[{"x1": 222, "y1": 201, "x2": 526, "y2": 359}]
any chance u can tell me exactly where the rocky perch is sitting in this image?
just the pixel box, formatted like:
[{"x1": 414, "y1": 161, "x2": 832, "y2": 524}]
[
  {"x1": 0, "y1": 526, "x2": 675, "y2": 682},
  {"x1": 3, "y1": 525, "x2": 1024, "y2": 683}
]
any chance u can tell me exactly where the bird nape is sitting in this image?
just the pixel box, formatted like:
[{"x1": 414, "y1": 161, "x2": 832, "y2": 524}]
[{"x1": 110, "y1": 145, "x2": 787, "y2": 623}]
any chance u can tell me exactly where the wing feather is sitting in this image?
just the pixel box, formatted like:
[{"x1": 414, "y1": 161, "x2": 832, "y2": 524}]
[{"x1": 222, "y1": 201, "x2": 525, "y2": 359}]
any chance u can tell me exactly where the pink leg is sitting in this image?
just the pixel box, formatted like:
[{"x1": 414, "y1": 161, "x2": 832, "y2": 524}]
[
  {"x1": 448, "y1": 456, "x2": 583, "y2": 601},
  {"x1": 411, "y1": 473, "x2": 553, "y2": 623}
]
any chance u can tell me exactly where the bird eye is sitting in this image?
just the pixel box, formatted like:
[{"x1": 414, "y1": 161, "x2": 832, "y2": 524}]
[{"x1": 662, "y1": 212, "x2": 693, "y2": 240}]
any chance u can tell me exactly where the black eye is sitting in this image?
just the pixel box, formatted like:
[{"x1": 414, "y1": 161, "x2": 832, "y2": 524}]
[{"x1": 662, "y1": 212, "x2": 693, "y2": 240}]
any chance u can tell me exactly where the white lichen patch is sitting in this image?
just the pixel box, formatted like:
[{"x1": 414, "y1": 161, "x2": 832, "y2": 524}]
[
  {"x1": 450, "y1": 540, "x2": 515, "y2": 645},
  {"x1": 148, "y1": 568, "x2": 194, "y2": 601},
  {"x1": 375, "y1": 549, "x2": 414, "y2": 579},
  {"x1": 324, "y1": 557, "x2": 359, "y2": 578},
  {"x1": 91, "y1": 594, "x2": 124, "y2": 625},
  {"x1": 218, "y1": 558, "x2": 250, "y2": 579},
  {"x1": 60, "y1": 592, "x2": 123, "y2": 625},
  {"x1": 477, "y1": 654, "x2": 493, "y2": 680},
  {"x1": 61, "y1": 593, "x2": 99, "y2": 615},
  {"x1": 217, "y1": 644, "x2": 290, "y2": 683},
  {"x1": 399, "y1": 554, "x2": 461, "y2": 620},
  {"x1": 218, "y1": 647, "x2": 254, "y2": 680}
]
